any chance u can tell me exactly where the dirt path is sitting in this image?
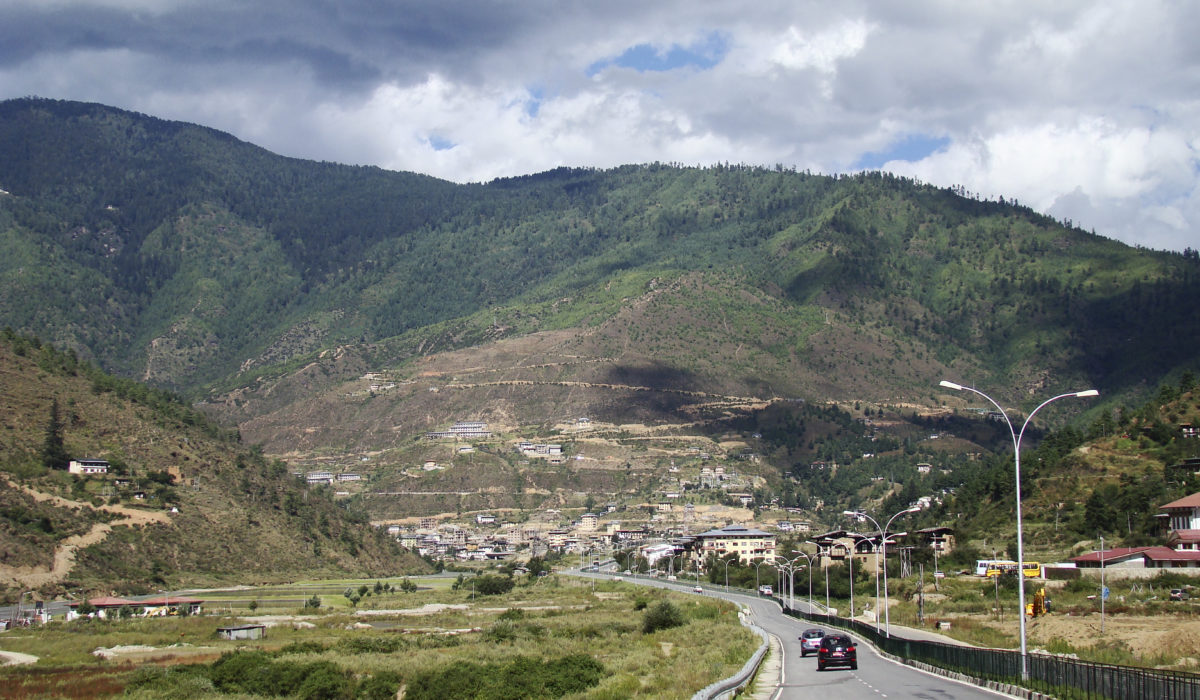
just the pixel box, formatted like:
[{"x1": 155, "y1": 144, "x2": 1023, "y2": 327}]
[
  {"x1": 0, "y1": 650, "x2": 38, "y2": 666},
  {"x1": 0, "y1": 478, "x2": 171, "y2": 590}
]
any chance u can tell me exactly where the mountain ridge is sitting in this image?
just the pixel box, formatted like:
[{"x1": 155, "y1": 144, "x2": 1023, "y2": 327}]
[{"x1": 1, "y1": 97, "x2": 1199, "y2": 513}]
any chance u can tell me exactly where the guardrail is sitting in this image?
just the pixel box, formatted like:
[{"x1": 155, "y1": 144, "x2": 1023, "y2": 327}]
[
  {"x1": 692, "y1": 611, "x2": 769, "y2": 700},
  {"x1": 783, "y1": 604, "x2": 1200, "y2": 700}
]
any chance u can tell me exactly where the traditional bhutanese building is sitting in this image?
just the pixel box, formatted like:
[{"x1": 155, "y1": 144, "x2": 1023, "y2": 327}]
[{"x1": 692, "y1": 524, "x2": 776, "y2": 564}]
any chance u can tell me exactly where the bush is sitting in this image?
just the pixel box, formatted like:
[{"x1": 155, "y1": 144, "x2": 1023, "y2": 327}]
[
  {"x1": 295, "y1": 662, "x2": 355, "y2": 700},
  {"x1": 278, "y1": 641, "x2": 329, "y2": 655},
  {"x1": 474, "y1": 574, "x2": 515, "y2": 595},
  {"x1": 642, "y1": 601, "x2": 685, "y2": 633},
  {"x1": 405, "y1": 655, "x2": 604, "y2": 700},
  {"x1": 336, "y1": 635, "x2": 406, "y2": 654},
  {"x1": 124, "y1": 666, "x2": 215, "y2": 699},
  {"x1": 357, "y1": 672, "x2": 403, "y2": 700}
]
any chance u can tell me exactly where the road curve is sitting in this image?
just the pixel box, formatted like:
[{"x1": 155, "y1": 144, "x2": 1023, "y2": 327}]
[{"x1": 571, "y1": 570, "x2": 1016, "y2": 700}]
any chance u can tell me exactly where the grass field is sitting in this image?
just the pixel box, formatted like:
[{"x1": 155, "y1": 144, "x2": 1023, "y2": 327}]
[{"x1": 0, "y1": 573, "x2": 758, "y2": 699}]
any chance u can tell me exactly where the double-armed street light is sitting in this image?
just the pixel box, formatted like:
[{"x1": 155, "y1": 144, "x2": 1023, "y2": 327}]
[
  {"x1": 718, "y1": 557, "x2": 732, "y2": 590},
  {"x1": 790, "y1": 550, "x2": 815, "y2": 612},
  {"x1": 939, "y1": 380, "x2": 1098, "y2": 679},
  {"x1": 844, "y1": 506, "x2": 920, "y2": 637},
  {"x1": 845, "y1": 532, "x2": 876, "y2": 621},
  {"x1": 754, "y1": 558, "x2": 770, "y2": 593},
  {"x1": 781, "y1": 553, "x2": 807, "y2": 611}
]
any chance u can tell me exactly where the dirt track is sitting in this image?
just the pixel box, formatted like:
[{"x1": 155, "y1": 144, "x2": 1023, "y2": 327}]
[{"x1": 0, "y1": 478, "x2": 171, "y2": 589}]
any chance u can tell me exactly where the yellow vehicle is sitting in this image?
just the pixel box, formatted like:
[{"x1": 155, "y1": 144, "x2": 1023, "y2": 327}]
[{"x1": 985, "y1": 561, "x2": 1041, "y2": 578}]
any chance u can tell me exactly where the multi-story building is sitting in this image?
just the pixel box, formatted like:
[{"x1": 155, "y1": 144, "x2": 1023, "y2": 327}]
[{"x1": 692, "y1": 524, "x2": 776, "y2": 564}]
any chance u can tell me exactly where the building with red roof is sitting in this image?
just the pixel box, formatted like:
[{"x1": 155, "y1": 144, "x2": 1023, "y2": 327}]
[{"x1": 1162, "y1": 491, "x2": 1200, "y2": 552}]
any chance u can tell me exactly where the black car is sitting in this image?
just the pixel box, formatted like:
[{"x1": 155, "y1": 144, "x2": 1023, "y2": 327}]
[
  {"x1": 799, "y1": 628, "x2": 825, "y2": 657},
  {"x1": 816, "y1": 633, "x2": 857, "y2": 671}
]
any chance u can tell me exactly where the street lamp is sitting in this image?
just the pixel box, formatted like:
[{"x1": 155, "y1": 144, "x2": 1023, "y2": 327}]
[
  {"x1": 791, "y1": 550, "x2": 814, "y2": 612},
  {"x1": 939, "y1": 380, "x2": 1098, "y2": 679},
  {"x1": 754, "y1": 558, "x2": 769, "y2": 593},
  {"x1": 782, "y1": 554, "x2": 806, "y2": 611},
  {"x1": 844, "y1": 506, "x2": 920, "y2": 637},
  {"x1": 845, "y1": 532, "x2": 875, "y2": 621},
  {"x1": 718, "y1": 557, "x2": 732, "y2": 590}
]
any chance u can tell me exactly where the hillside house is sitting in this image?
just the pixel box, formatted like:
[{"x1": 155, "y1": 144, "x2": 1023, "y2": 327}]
[
  {"x1": 915, "y1": 526, "x2": 956, "y2": 554},
  {"x1": 426, "y1": 421, "x2": 491, "y2": 440},
  {"x1": 68, "y1": 459, "x2": 109, "y2": 475},
  {"x1": 305, "y1": 471, "x2": 334, "y2": 484}
]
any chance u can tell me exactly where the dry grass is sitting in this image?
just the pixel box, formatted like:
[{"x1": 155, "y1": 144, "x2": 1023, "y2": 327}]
[{"x1": 0, "y1": 575, "x2": 758, "y2": 699}]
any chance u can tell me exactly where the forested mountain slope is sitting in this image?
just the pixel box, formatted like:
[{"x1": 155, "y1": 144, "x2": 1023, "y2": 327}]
[{"x1": 1, "y1": 97, "x2": 1198, "y2": 439}]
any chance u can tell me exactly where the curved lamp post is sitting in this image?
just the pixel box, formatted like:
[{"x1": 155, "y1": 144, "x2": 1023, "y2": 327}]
[
  {"x1": 845, "y1": 532, "x2": 875, "y2": 621},
  {"x1": 790, "y1": 550, "x2": 815, "y2": 612},
  {"x1": 940, "y1": 380, "x2": 1098, "y2": 679},
  {"x1": 844, "y1": 506, "x2": 920, "y2": 637},
  {"x1": 782, "y1": 554, "x2": 806, "y2": 611},
  {"x1": 754, "y1": 559, "x2": 770, "y2": 593}
]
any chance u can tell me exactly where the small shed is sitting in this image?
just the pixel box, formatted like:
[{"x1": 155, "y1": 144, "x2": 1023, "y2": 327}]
[{"x1": 217, "y1": 624, "x2": 266, "y2": 641}]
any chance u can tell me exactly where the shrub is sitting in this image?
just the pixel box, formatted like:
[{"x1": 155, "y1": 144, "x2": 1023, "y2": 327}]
[
  {"x1": 357, "y1": 672, "x2": 403, "y2": 700},
  {"x1": 336, "y1": 635, "x2": 406, "y2": 654},
  {"x1": 295, "y1": 662, "x2": 355, "y2": 700},
  {"x1": 279, "y1": 641, "x2": 330, "y2": 655},
  {"x1": 642, "y1": 601, "x2": 685, "y2": 633},
  {"x1": 124, "y1": 666, "x2": 215, "y2": 698},
  {"x1": 474, "y1": 574, "x2": 515, "y2": 595},
  {"x1": 405, "y1": 655, "x2": 604, "y2": 700}
]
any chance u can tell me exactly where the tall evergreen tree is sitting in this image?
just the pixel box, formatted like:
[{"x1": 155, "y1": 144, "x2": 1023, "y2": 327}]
[{"x1": 41, "y1": 398, "x2": 70, "y2": 470}]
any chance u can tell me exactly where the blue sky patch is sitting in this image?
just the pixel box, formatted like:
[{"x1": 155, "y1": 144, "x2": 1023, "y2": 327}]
[
  {"x1": 588, "y1": 31, "x2": 727, "y2": 76},
  {"x1": 427, "y1": 135, "x2": 456, "y2": 151},
  {"x1": 525, "y1": 86, "x2": 545, "y2": 118},
  {"x1": 854, "y1": 133, "x2": 950, "y2": 169}
]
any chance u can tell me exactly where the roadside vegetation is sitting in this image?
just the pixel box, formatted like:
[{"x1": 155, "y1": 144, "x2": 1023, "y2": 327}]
[{"x1": 0, "y1": 573, "x2": 757, "y2": 699}]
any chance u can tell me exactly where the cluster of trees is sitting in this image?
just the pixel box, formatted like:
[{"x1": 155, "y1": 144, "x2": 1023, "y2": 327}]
[{"x1": 6, "y1": 98, "x2": 1200, "y2": 404}]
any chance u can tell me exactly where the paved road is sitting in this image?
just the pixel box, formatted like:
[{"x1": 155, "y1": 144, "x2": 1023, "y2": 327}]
[{"x1": 575, "y1": 571, "x2": 1014, "y2": 700}]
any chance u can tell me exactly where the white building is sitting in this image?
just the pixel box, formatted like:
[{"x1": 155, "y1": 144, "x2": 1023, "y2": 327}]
[{"x1": 68, "y1": 459, "x2": 109, "y2": 475}]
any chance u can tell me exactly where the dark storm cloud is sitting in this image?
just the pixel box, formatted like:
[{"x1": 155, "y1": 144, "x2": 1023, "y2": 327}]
[{"x1": 0, "y1": 1, "x2": 1196, "y2": 251}]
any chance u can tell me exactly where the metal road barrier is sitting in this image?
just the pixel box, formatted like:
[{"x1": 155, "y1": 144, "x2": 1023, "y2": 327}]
[
  {"x1": 783, "y1": 605, "x2": 1200, "y2": 700},
  {"x1": 692, "y1": 610, "x2": 770, "y2": 700}
]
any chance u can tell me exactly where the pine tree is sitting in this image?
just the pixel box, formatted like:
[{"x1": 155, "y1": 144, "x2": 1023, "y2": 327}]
[{"x1": 41, "y1": 398, "x2": 70, "y2": 470}]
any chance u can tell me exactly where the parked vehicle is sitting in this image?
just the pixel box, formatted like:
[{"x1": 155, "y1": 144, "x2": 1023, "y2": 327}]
[
  {"x1": 799, "y1": 628, "x2": 825, "y2": 657},
  {"x1": 1170, "y1": 588, "x2": 1190, "y2": 601},
  {"x1": 816, "y1": 634, "x2": 857, "y2": 671}
]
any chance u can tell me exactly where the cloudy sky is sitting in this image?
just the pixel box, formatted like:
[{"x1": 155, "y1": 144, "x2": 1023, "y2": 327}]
[{"x1": 2, "y1": 1, "x2": 1197, "y2": 252}]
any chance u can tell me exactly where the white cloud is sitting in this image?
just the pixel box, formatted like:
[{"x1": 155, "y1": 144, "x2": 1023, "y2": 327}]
[{"x1": 0, "y1": 0, "x2": 1197, "y2": 250}]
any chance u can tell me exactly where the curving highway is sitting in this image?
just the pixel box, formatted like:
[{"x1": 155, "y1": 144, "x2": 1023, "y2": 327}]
[{"x1": 573, "y1": 570, "x2": 1016, "y2": 700}]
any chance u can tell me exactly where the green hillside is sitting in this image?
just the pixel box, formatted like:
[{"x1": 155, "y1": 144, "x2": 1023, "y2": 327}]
[
  {"x1": 2, "y1": 97, "x2": 1200, "y2": 536},
  {"x1": 1, "y1": 97, "x2": 1197, "y2": 411},
  {"x1": 0, "y1": 331, "x2": 427, "y2": 601}
]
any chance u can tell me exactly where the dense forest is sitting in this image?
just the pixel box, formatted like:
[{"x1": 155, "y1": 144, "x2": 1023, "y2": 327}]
[{"x1": 1, "y1": 96, "x2": 1199, "y2": 413}]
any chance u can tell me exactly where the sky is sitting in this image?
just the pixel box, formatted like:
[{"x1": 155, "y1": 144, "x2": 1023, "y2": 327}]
[{"x1": 1, "y1": 1, "x2": 1197, "y2": 252}]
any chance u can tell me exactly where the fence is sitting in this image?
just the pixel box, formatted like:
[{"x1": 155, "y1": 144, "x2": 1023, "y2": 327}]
[{"x1": 786, "y1": 607, "x2": 1200, "y2": 700}]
